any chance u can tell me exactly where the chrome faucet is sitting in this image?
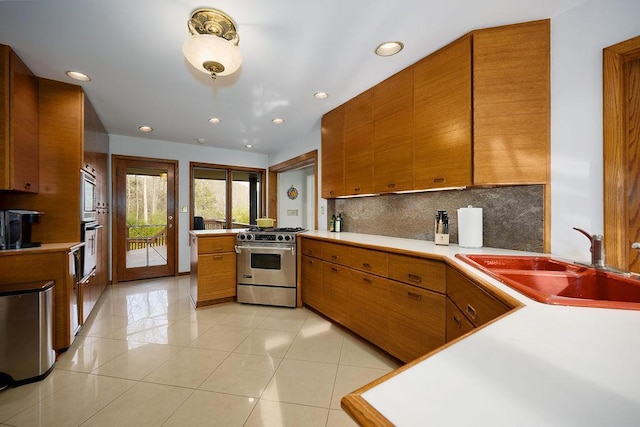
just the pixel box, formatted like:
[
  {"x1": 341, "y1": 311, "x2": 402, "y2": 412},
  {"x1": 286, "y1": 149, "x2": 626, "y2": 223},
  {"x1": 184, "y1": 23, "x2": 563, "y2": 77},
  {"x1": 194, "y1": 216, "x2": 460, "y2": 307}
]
[{"x1": 573, "y1": 227, "x2": 606, "y2": 269}]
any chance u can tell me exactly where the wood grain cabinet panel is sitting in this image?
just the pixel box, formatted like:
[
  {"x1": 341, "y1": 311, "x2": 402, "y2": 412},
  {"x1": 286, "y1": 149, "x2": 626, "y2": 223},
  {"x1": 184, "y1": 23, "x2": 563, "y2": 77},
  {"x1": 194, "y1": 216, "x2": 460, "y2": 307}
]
[
  {"x1": 373, "y1": 67, "x2": 414, "y2": 193},
  {"x1": 0, "y1": 44, "x2": 39, "y2": 193},
  {"x1": 301, "y1": 238, "x2": 324, "y2": 258},
  {"x1": 321, "y1": 106, "x2": 345, "y2": 198},
  {"x1": 322, "y1": 261, "x2": 351, "y2": 328},
  {"x1": 446, "y1": 266, "x2": 510, "y2": 327},
  {"x1": 344, "y1": 89, "x2": 374, "y2": 195},
  {"x1": 350, "y1": 270, "x2": 389, "y2": 351},
  {"x1": 472, "y1": 19, "x2": 550, "y2": 185},
  {"x1": 388, "y1": 253, "x2": 446, "y2": 293},
  {"x1": 389, "y1": 281, "x2": 446, "y2": 363},
  {"x1": 373, "y1": 67, "x2": 413, "y2": 193},
  {"x1": 301, "y1": 255, "x2": 323, "y2": 310},
  {"x1": 190, "y1": 234, "x2": 237, "y2": 307},
  {"x1": 446, "y1": 296, "x2": 474, "y2": 342},
  {"x1": 414, "y1": 35, "x2": 472, "y2": 190}
]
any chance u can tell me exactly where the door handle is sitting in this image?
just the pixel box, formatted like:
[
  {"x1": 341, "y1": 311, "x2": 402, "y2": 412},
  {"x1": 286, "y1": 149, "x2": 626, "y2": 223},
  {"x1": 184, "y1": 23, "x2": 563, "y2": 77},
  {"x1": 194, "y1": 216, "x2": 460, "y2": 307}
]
[{"x1": 632, "y1": 242, "x2": 640, "y2": 250}]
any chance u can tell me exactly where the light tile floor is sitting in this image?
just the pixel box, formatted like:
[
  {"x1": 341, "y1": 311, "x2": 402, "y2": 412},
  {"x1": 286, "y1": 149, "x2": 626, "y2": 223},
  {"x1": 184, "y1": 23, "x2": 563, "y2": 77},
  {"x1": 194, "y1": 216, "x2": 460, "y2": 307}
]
[{"x1": 0, "y1": 276, "x2": 400, "y2": 426}]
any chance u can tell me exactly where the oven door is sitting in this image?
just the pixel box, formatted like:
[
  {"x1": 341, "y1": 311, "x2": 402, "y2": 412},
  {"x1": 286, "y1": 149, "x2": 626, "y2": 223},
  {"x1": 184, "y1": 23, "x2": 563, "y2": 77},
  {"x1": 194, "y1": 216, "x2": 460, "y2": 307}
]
[{"x1": 236, "y1": 244, "x2": 296, "y2": 287}]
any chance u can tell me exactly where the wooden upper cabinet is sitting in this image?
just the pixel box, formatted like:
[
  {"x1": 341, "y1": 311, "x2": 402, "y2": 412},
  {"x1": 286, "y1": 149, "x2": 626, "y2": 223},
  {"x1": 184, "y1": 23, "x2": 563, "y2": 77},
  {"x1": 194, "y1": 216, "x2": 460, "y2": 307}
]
[
  {"x1": 373, "y1": 67, "x2": 414, "y2": 193},
  {"x1": 414, "y1": 35, "x2": 472, "y2": 190},
  {"x1": 472, "y1": 19, "x2": 550, "y2": 185},
  {"x1": 344, "y1": 89, "x2": 374, "y2": 195},
  {"x1": 0, "y1": 45, "x2": 39, "y2": 193},
  {"x1": 321, "y1": 105, "x2": 345, "y2": 198}
]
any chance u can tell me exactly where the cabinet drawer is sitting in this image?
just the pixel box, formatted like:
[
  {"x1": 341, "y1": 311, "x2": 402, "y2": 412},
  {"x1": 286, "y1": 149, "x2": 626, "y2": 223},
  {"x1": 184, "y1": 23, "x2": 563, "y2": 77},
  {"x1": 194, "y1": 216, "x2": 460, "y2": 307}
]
[
  {"x1": 388, "y1": 254, "x2": 445, "y2": 293},
  {"x1": 322, "y1": 242, "x2": 388, "y2": 276},
  {"x1": 321, "y1": 241, "x2": 352, "y2": 264},
  {"x1": 446, "y1": 266, "x2": 510, "y2": 327},
  {"x1": 198, "y1": 235, "x2": 236, "y2": 254},
  {"x1": 446, "y1": 297, "x2": 474, "y2": 342},
  {"x1": 301, "y1": 238, "x2": 324, "y2": 258},
  {"x1": 389, "y1": 281, "x2": 446, "y2": 363}
]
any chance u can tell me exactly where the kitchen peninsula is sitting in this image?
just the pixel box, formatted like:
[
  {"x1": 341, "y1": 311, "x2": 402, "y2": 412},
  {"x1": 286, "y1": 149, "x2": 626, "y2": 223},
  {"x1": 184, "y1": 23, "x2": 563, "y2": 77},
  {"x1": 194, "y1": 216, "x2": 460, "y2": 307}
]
[{"x1": 299, "y1": 231, "x2": 640, "y2": 426}]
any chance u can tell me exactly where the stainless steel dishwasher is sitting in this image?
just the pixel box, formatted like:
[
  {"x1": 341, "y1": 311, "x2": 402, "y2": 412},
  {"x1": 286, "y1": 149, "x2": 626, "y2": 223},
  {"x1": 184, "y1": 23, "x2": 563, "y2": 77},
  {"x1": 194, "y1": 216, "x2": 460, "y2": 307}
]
[{"x1": 0, "y1": 280, "x2": 56, "y2": 390}]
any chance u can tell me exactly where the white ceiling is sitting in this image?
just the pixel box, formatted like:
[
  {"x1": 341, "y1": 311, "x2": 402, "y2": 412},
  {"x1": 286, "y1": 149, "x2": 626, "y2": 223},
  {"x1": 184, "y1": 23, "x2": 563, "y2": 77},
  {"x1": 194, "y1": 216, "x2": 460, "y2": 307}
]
[{"x1": 0, "y1": 0, "x2": 587, "y2": 155}]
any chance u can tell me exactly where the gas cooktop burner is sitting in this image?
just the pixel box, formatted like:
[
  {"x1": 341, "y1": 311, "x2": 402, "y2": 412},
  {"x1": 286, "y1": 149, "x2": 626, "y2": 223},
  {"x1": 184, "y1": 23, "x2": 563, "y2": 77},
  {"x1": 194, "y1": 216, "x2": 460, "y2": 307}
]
[{"x1": 237, "y1": 227, "x2": 306, "y2": 243}]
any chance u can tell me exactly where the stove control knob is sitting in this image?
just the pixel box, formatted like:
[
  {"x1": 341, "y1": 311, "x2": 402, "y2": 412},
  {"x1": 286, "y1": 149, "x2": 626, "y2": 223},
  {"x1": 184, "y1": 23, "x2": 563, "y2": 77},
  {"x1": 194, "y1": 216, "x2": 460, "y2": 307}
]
[
  {"x1": 246, "y1": 234, "x2": 253, "y2": 240},
  {"x1": 277, "y1": 234, "x2": 284, "y2": 241},
  {"x1": 238, "y1": 234, "x2": 245, "y2": 240},
  {"x1": 284, "y1": 235, "x2": 291, "y2": 241}
]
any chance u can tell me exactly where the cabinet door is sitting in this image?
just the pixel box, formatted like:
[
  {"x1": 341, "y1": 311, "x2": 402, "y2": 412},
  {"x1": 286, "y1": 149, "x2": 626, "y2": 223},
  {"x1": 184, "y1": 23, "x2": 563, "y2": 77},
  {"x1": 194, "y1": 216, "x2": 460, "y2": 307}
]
[
  {"x1": 322, "y1": 261, "x2": 350, "y2": 327},
  {"x1": 344, "y1": 89, "x2": 374, "y2": 195},
  {"x1": 472, "y1": 20, "x2": 550, "y2": 185},
  {"x1": 301, "y1": 255, "x2": 323, "y2": 309},
  {"x1": 0, "y1": 46, "x2": 39, "y2": 193},
  {"x1": 374, "y1": 67, "x2": 414, "y2": 193},
  {"x1": 389, "y1": 281, "x2": 445, "y2": 363},
  {"x1": 388, "y1": 254, "x2": 445, "y2": 293},
  {"x1": 197, "y1": 252, "x2": 237, "y2": 301},
  {"x1": 446, "y1": 266, "x2": 511, "y2": 327},
  {"x1": 414, "y1": 35, "x2": 472, "y2": 190},
  {"x1": 350, "y1": 270, "x2": 389, "y2": 351},
  {"x1": 446, "y1": 297, "x2": 474, "y2": 342},
  {"x1": 321, "y1": 106, "x2": 345, "y2": 198}
]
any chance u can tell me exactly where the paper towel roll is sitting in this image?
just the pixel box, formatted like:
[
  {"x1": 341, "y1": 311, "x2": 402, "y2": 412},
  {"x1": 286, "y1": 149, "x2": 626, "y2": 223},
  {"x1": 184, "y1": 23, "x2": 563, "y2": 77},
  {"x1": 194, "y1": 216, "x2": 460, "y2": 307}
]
[{"x1": 458, "y1": 206, "x2": 483, "y2": 248}]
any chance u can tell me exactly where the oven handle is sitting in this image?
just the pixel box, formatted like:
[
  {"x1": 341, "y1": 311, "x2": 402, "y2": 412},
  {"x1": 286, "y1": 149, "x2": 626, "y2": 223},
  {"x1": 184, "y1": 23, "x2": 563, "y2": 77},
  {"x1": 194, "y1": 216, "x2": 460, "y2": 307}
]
[{"x1": 235, "y1": 245, "x2": 296, "y2": 255}]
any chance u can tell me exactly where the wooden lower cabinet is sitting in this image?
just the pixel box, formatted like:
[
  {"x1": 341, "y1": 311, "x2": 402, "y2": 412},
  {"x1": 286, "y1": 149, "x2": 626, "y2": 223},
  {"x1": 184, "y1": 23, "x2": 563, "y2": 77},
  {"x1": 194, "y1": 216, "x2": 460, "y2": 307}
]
[
  {"x1": 322, "y1": 261, "x2": 350, "y2": 327},
  {"x1": 190, "y1": 233, "x2": 237, "y2": 307},
  {"x1": 350, "y1": 270, "x2": 389, "y2": 351},
  {"x1": 389, "y1": 281, "x2": 445, "y2": 363},
  {"x1": 301, "y1": 255, "x2": 323, "y2": 309},
  {"x1": 446, "y1": 297, "x2": 474, "y2": 342}
]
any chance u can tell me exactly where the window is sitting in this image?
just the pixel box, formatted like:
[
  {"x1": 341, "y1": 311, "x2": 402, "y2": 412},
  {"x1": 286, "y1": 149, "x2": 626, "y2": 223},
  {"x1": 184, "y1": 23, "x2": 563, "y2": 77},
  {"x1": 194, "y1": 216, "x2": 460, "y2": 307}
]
[{"x1": 190, "y1": 163, "x2": 265, "y2": 230}]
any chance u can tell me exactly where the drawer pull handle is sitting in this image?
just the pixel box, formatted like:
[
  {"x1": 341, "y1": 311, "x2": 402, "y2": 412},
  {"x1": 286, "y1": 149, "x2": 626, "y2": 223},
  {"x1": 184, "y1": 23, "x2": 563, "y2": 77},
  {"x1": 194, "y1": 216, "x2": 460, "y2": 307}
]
[
  {"x1": 24, "y1": 182, "x2": 32, "y2": 189},
  {"x1": 362, "y1": 262, "x2": 372, "y2": 269},
  {"x1": 331, "y1": 255, "x2": 338, "y2": 261},
  {"x1": 363, "y1": 277, "x2": 372, "y2": 284},
  {"x1": 387, "y1": 183, "x2": 396, "y2": 189},
  {"x1": 466, "y1": 304, "x2": 478, "y2": 322},
  {"x1": 407, "y1": 291, "x2": 422, "y2": 301},
  {"x1": 407, "y1": 273, "x2": 422, "y2": 283},
  {"x1": 433, "y1": 177, "x2": 446, "y2": 184},
  {"x1": 331, "y1": 267, "x2": 338, "y2": 273},
  {"x1": 354, "y1": 187, "x2": 361, "y2": 192},
  {"x1": 212, "y1": 255, "x2": 223, "y2": 260},
  {"x1": 453, "y1": 313, "x2": 462, "y2": 328},
  {"x1": 212, "y1": 247, "x2": 223, "y2": 251},
  {"x1": 307, "y1": 259, "x2": 314, "y2": 265}
]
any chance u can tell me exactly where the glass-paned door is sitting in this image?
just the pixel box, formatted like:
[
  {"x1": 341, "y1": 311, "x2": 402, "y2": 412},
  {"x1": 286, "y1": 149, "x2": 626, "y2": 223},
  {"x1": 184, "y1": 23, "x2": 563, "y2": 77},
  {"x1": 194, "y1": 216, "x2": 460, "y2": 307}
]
[
  {"x1": 115, "y1": 157, "x2": 177, "y2": 282},
  {"x1": 232, "y1": 171, "x2": 261, "y2": 228}
]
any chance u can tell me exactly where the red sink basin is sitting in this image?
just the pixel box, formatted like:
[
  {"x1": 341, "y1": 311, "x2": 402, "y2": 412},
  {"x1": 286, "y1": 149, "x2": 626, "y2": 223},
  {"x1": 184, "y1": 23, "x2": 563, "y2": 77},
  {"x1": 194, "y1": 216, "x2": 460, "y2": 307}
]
[{"x1": 456, "y1": 254, "x2": 640, "y2": 310}]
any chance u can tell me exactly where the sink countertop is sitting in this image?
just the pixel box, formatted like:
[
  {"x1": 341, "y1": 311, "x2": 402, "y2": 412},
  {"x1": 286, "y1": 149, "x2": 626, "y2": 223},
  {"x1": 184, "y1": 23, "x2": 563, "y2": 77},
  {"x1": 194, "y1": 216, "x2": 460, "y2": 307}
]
[{"x1": 301, "y1": 231, "x2": 640, "y2": 426}]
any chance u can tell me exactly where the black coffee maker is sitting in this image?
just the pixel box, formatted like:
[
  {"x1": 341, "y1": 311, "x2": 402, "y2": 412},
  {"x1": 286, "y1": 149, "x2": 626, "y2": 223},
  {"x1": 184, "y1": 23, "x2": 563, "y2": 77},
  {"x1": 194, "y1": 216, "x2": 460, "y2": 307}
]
[{"x1": 0, "y1": 209, "x2": 43, "y2": 250}]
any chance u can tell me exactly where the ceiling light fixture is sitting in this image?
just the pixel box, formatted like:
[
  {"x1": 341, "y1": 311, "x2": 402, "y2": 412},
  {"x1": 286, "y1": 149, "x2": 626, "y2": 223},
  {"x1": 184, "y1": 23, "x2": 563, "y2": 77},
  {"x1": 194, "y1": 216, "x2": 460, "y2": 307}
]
[
  {"x1": 245, "y1": 144, "x2": 253, "y2": 148},
  {"x1": 375, "y1": 41, "x2": 404, "y2": 57},
  {"x1": 138, "y1": 125, "x2": 153, "y2": 132},
  {"x1": 314, "y1": 92, "x2": 329, "y2": 100},
  {"x1": 208, "y1": 117, "x2": 221, "y2": 124},
  {"x1": 182, "y1": 8, "x2": 242, "y2": 80},
  {"x1": 272, "y1": 118, "x2": 284, "y2": 125},
  {"x1": 65, "y1": 70, "x2": 91, "y2": 82}
]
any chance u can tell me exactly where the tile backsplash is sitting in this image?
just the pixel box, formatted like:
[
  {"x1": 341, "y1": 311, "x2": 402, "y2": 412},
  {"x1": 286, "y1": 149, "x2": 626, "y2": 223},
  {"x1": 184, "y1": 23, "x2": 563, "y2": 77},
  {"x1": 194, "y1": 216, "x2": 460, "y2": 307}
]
[{"x1": 329, "y1": 185, "x2": 544, "y2": 252}]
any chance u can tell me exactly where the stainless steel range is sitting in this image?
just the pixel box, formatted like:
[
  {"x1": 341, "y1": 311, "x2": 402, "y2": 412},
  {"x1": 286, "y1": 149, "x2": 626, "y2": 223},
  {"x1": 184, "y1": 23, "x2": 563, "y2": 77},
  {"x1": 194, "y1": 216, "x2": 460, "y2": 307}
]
[{"x1": 235, "y1": 227, "x2": 305, "y2": 308}]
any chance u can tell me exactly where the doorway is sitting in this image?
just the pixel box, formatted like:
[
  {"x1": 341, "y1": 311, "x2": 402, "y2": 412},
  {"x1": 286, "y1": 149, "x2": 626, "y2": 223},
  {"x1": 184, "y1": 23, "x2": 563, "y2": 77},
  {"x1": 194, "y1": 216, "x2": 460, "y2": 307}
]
[
  {"x1": 113, "y1": 155, "x2": 178, "y2": 283},
  {"x1": 603, "y1": 35, "x2": 640, "y2": 272}
]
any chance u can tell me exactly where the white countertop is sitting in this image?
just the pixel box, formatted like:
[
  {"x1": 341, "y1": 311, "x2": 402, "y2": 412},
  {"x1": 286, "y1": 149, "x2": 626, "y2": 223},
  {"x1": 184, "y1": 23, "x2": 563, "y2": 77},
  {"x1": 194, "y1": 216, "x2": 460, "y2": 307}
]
[{"x1": 301, "y1": 231, "x2": 640, "y2": 426}]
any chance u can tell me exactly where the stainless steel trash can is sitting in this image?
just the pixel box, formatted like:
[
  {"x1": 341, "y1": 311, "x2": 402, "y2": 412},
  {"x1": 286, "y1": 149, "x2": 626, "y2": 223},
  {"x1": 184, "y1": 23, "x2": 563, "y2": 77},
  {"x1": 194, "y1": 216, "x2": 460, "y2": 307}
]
[{"x1": 0, "y1": 280, "x2": 56, "y2": 390}]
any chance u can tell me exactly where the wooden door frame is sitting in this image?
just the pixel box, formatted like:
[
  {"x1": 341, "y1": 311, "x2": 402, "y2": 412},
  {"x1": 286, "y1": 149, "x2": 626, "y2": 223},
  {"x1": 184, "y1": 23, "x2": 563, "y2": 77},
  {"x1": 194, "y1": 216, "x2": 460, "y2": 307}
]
[
  {"x1": 268, "y1": 150, "x2": 318, "y2": 230},
  {"x1": 603, "y1": 35, "x2": 640, "y2": 269},
  {"x1": 111, "y1": 154, "x2": 179, "y2": 284}
]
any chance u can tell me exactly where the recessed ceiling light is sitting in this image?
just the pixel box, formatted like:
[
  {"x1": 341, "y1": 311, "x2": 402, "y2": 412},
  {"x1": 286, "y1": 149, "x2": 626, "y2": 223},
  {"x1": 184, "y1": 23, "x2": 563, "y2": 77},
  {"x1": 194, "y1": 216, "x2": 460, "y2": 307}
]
[
  {"x1": 375, "y1": 41, "x2": 404, "y2": 57},
  {"x1": 196, "y1": 138, "x2": 205, "y2": 144},
  {"x1": 65, "y1": 70, "x2": 92, "y2": 82},
  {"x1": 272, "y1": 118, "x2": 284, "y2": 125},
  {"x1": 245, "y1": 144, "x2": 253, "y2": 148},
  {"x1": 314, "y1": 92, "x2": 329, "y2": 100},
  {"x1": 208, "y1": 117, "x2": 221, "y2": 124},
  {"x1": 138, "y1": 125, "x2": 153, "y2": 132}
]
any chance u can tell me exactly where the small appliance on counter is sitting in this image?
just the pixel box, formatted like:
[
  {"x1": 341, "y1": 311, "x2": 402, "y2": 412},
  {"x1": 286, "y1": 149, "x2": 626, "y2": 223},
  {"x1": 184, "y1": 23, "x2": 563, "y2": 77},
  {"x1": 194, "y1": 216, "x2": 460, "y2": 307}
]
[{"x1": 0, "y1": 210, "x2": 44, "y2": 250}]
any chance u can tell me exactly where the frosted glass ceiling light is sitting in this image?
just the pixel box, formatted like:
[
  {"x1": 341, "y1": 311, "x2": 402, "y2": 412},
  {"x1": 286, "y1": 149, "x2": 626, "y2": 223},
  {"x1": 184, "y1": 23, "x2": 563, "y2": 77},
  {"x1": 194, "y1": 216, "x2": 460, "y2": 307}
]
[{"x1": 182, "y1": 8, "x2": 242, "y2": 80}]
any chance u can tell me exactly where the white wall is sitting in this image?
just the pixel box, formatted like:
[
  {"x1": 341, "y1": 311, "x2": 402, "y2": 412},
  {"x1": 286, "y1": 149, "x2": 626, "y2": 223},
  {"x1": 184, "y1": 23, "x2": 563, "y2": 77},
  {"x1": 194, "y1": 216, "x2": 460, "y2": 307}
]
[
  {"x1": 277, "y1": 166, "x2": 315, "y2": 229},
  {"x1": 110, "y1": 135, "x2": 269, "y2": 273},
  {"x1": 551, "y1": 0, "x2": 640, "y2": 262}
]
